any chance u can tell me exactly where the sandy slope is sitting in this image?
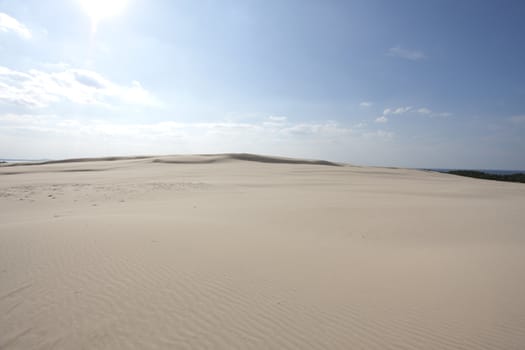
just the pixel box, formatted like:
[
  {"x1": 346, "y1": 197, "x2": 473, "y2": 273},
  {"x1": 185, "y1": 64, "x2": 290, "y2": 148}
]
[{"x1": 1, "y1": 154, "x2": 524, "y2": 349}]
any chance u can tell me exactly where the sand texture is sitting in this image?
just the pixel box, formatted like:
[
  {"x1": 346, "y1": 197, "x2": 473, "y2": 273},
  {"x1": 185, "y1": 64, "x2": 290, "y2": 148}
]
[{"x1": 1, "y1": 154, "x2": 525, "y2": 349}]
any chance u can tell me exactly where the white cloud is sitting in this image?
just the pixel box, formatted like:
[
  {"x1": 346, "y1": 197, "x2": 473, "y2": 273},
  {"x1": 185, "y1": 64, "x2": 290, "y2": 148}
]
[
  {"x1": 282, "y1": 121, "x2": 352, "y2": 136},
  {"x1": 0, "y1": 113, "x2": 56, "y2": 124},
  {"x1": 387, "y1": 46, "x2": 426, "y2": 61},
  {"x1": 263, "y1": 115, "x2": 288, "y2": 127},
  {"x1": 0, "y1": 113, "x2": 399, "y2": 164},
  {"x1": 377, "y1": 106, "x2": 413, "y2": 122},
  {"x1": 359, "y1": 101, "x2": 373, "y2": 107},
  {"x1": 393, "y1": 106, "x2": 412, "y2": 114},
  {"x1": 375, "y1": 116, "x2": 388, "y2": 123},
  {"x1": 380, "y1": 106, "x2": 450, "y2": 120},
  {"x1": 0, "y1": 13, "x2": 31, "y2": 39},
  {"x1": 0, "y1": 66, "x2": 158, "y2": 108},
  {"x1": 417, "y1": 107, "x2": 432, "y2": 114},
  {"x1": 267, "y1": 116, "x2": 287, "y2": 122},
  {"x1": 0, "y1": 114, "x2": 349, "y2": 137},
  {"x1": 384, "y1": 106, "x2": 412, "y2": 115}
]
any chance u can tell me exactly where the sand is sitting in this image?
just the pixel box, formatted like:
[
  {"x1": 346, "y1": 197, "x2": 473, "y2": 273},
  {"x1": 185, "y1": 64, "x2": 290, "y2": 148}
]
[{"x1": 1, "y1": 154, "x2": 524, "y2": 349}]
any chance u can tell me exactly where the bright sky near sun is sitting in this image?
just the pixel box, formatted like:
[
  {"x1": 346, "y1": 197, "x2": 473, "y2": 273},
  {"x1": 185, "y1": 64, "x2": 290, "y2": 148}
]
[
  {"x1": 0, "y1": 0, "x2": 524, "y2": 168},
  {"x1": 78, "y1": 0, "x2": 128, "y2": 32}
]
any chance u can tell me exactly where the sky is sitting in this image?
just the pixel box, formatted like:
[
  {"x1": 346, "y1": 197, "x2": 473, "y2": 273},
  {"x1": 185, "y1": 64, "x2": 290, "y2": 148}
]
[{"x1": 1, "y1": 0, "x2": 524, "y2": 169}]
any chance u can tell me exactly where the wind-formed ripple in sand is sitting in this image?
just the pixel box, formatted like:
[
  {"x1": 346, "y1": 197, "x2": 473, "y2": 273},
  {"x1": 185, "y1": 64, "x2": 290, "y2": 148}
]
[{"x1": 4, "y1": 224, "x2": 524, "y2": 349}]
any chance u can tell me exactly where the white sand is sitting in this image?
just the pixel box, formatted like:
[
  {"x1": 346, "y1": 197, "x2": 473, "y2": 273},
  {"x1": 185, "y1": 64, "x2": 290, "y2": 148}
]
[{"x1": 1, "y1": 154, "x2": 524, "y2": 349}]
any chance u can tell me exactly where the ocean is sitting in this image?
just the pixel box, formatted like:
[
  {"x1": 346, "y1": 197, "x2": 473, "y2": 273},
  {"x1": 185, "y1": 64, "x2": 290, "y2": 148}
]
[
  {"x1": 0, "y1": 158, "x2": 48, "y2": 163},
  {"x1": 425, "y1": 168, "x2": 525, "y2": 176}
]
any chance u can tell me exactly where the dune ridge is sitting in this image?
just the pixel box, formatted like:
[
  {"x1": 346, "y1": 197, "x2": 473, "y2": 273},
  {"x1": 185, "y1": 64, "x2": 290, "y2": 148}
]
[
  {"x1": 1, "y1": 153, "x2": 341, "y2": 168},
  {"x1": 152, "y1": 153, "x2": 341, "y2": 166},
  {"x1": 0, "y1": 155, "x2": 154, "y2": 167},
  {"x1": 0, "y1": 154, "x2": 341, "y2": 176}
]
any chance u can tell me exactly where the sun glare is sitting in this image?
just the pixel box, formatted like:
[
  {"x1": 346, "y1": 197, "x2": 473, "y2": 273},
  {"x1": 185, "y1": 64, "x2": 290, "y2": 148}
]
[{"x1": 79, "y1": 0, "x2": 128, "y2": 31}]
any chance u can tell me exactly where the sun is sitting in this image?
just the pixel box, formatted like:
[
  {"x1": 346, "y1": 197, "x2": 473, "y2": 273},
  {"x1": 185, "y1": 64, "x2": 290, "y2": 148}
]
[{"x1": 79, "y1": 0, "x2": 128, "y2": 32}]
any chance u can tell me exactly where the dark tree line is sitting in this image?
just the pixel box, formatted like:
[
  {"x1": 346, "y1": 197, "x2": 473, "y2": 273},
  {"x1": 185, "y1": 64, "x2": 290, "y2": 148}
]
[{"x1": 448, "y1": 170, "x2": 525, "y2": 183}]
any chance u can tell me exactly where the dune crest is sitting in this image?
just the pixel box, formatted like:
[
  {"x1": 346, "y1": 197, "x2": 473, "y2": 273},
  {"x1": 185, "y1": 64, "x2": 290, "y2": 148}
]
[
  {"x1": 0, "y1": 155, "x2": 153, "y2": 167},
  {"x1": 1, "y1": 153, "x2": 341, "y2": 167},
  {"x1": 153, "y1": 153, "x2": 342, "y2": 166}
]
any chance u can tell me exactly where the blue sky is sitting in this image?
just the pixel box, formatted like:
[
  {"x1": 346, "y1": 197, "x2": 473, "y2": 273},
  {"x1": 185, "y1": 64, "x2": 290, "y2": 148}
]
[{"x1": 1, "y1": 0, "x2": 524, "y2": 168}]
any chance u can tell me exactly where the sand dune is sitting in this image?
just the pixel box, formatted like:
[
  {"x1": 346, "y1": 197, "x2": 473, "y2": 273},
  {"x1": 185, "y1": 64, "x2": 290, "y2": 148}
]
[
  {"x1": 1, "y1": 154, "x2": 340, "y2": 175},
  {"x1": 1, "y1": 153, "x2": 340, "y2": 168},
  {"x1": 1, "y1": 155, "x2": 154, "y2": 167},
  {"x1": 1, "y1": 155, "x2": 525, "y2": 349},
  {"x1": 153, "y1": 153, "x2": 341, "y2": 166}
]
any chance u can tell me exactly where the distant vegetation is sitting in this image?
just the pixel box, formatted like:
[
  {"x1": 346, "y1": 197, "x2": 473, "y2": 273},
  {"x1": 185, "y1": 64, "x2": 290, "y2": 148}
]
[{"x1": 448, "y1": 170, "x2": 525, "y2": 183}]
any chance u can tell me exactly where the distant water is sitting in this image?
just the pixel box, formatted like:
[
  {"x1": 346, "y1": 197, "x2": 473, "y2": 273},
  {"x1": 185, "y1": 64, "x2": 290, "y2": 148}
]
[
  {"x1": 0, "y1": 158, "x2": 48, "y2": 164},
  {"x1": 425, "y1": 168, "x2": 525, "y2": 175}
]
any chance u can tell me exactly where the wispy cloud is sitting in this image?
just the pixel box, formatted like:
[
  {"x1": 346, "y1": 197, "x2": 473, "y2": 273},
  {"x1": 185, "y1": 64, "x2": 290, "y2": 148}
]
[
  {"x1": 387, "y1": 46, "x2": 426, "y2": 61},
  {"x1": 384, "y1": 106, "x2": 412, "y2": 115},
  {"x1": 375, "y1": 116, "x2": 388, "y2": 123},
  {"x1": 376, "y1": 105, "x2": 449, "y2": 123},
  {"x1": 0, "y1": 66, "x2": 158, "y2": 108},
  {"x1": 0, "y1": 114, "x2": 394, "y2": 144},
  {"x1": 267, "y1": 116, "x2": 287, "y2": 122},
  {"x1": 417, "y1": 107, "x2": 431, "y2": 115},
  {"x1": 359, "y1": 101, "x2": 373, "y2": 107},
  {"x1": 0, "y1": 13, "x2": 31, "y2": 39},
  {"x1": 0, "y1": 113, "x2": 397, "y2": 162}
]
